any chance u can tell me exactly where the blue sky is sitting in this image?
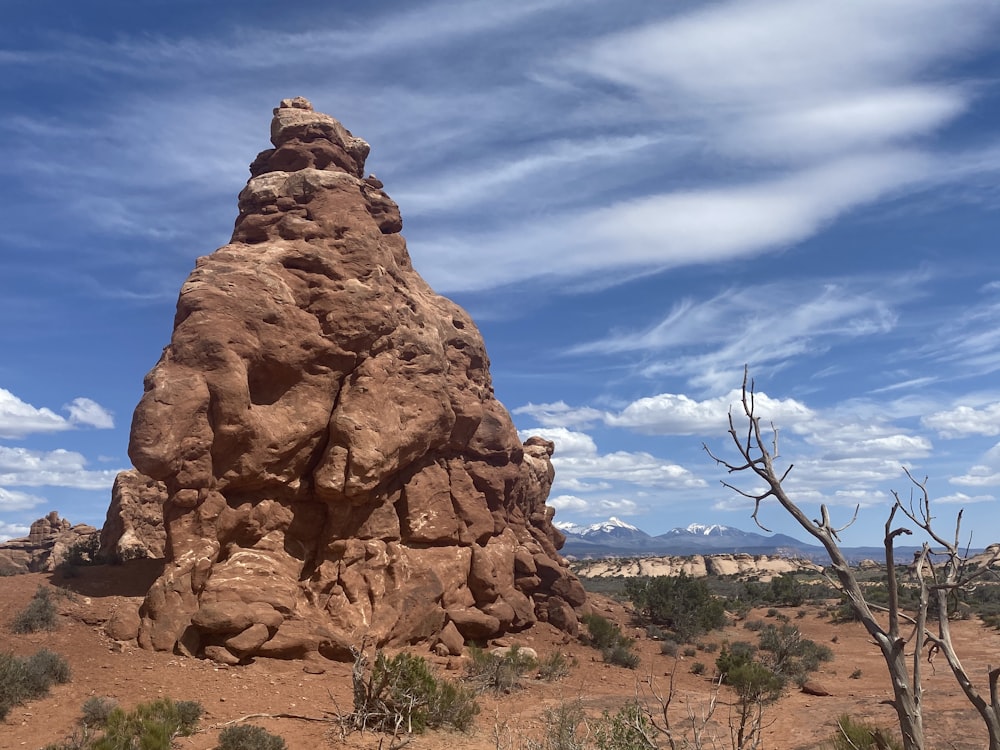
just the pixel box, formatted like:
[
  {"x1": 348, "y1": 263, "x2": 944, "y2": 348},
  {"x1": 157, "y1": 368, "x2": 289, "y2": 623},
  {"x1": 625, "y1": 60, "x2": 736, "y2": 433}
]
[{"x1": 2, "y1": 0, "x2": 1000, "y2": 548}]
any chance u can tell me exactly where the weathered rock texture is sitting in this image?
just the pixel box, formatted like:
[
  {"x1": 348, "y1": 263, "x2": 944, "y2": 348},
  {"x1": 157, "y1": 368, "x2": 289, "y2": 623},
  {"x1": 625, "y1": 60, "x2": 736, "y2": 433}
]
[
  {"x1": 572, "y1": 553, "x2": 823, "y2": 581},
  {"x1": 0, "y1": 512, "x2": 98, "y2": 573},
  {"x1": 126, "y1": 97, "x2": 585, "y2": 663},
  {"x1": 99, "y1": 469, "x2": 168, "y2": 562}
]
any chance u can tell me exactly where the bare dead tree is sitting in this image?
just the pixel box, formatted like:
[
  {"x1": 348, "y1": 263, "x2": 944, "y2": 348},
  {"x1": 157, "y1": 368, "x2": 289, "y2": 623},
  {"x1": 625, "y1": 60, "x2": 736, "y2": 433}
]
[{"x1": 704, "y1": 368, "x2": 1000, "y2": 750}]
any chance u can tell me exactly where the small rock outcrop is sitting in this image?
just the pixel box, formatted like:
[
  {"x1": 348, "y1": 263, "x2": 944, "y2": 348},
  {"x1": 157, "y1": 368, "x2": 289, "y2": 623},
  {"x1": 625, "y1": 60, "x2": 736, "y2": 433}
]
[
  {"x1": 124, "y1": 97, "x2": 585, "y2": 663},
  {"x1": 99, "y1": 469, "x2": 167, "y2": 562},
  {"x1": 0, "y1": 511, "x2": 98, "y2": 573}
]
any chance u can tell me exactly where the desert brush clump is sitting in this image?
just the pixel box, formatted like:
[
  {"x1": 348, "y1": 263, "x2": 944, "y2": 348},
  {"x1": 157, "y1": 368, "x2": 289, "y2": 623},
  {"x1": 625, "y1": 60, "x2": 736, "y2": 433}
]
[
  {"x1": 467, "y1": 645, "x2": 537, "y2": 693},
  {"x1": 82, "y1": 698, "x2": 203, "y2": 750},
  {"x1": 10, "y1": 585, "x2": 58, "y2": 633},
  {"x1": 0, "y1": 648, "x2": 71, "y2": 720},
  {"x1": 346, "y1": 648, "x2": 479, "y2": 735},
  {"x1": 580, "y1": 612, "x2": 639, "y2": 669},
  {"x1": 624, "y1": 572, "x2": 727, "y2": 642},
  {"x1": 216, "y1": 724, "x2": 287, "y2": 750},
  {"x1": 827, "y1": 714, "x2": 903, "y2": 750}
]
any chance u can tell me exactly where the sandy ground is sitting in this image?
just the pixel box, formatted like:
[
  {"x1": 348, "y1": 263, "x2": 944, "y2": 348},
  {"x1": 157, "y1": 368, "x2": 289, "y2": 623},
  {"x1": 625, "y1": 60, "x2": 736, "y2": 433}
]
[{"x1": 3, "y1": 563, "x2": 1000, "y2": 750}]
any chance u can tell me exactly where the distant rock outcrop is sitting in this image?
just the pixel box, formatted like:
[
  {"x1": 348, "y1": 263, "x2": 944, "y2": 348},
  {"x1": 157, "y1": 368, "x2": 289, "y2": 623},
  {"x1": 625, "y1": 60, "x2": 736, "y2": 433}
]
[
  {"x1": 124, "y1": 97, "x2": 585, "y2": 663},
  {"x1": 0, "y1": 511, "x2": 97, "y2": 573},
  {"x1": 571, "y1": 553, "x2": 822, "y2": 580}
]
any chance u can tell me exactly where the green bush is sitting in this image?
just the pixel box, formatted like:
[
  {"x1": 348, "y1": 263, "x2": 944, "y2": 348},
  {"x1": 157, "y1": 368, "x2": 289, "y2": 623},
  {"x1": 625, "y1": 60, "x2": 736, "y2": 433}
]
[
  {"x1": 827, "y1": 714, "x2": 902, "y2": 750},
  {"x1": 10, "y1": 586, "x2": 58, "y2": 633},
  {"x1": 624, "y1": 573, "x2": 727, "y2": 641},
  {"x1": 691, "y1": 661, "x2": 706, "y2": 675},
  {"x1": 0, "y1": 649, "x2": 71, "y2": 721},
  {"x1": 349, "y1": 650, "x2": 478, "y2": 734},
  {"x1": 581, "y1": 613, "x2": 639, "y2": 669},
  {"x1": 467, "y1": 645, "x2": 536, "y2": 693},
  {"x1": 217, "y1": 724, "x2": 287, "y2": 750},
  {"x1": 90, "y1": 698, "x2": 202, "y2": 750}
]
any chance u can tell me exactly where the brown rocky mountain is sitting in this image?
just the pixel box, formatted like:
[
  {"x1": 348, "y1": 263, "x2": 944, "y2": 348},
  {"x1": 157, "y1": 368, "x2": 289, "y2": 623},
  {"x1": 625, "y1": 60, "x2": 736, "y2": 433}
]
[{"x1": 121, "y1": 97, "x2": 585, "y2": 664}]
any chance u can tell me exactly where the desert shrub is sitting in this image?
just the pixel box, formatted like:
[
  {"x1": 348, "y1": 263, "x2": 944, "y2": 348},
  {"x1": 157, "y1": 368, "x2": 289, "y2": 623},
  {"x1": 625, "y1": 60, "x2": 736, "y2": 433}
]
[
  {"x1": 10, "y1": 586, "x2": 58, "y2": 633},
  {"x1": 682, "y1": 646, "x2": 697, "y2": 657},
  {"x1": 850, "y1": 668, "x2": 862, "y2": 679},
  {"x1": 624, "y1": 573, "x2": 727, "y2": 642},
  {"x1": 766, "y1": 608, "x2": 779, "y2": 618},
  {"x1": 581, "y1": 613, "x2": 639, "y2": 669},
  {"x1": 743, "y1": 618, "x2": 765, "y2": 632},
  {"x1": 467, "y1": 645, "x2": 536, "y2": 693},
  {"x1": 757, "y1": 623, "x2": 832, "y2": 679},
  {"x1": 81, "y1": 696, "x2": 119, "y2": 727},
  {"x1": 594, "y1": 700, "x2": 658, "y2": 750},
  {"x1": 659, "y1": 639, "x2": 679, "y2": 657},
  {"x1": 827, "y1": 714, "x2": 903, "y2": 750},
  {"x1": 0, "y1": 649, "x2": 71, "y2": 721},
  {"x1": 90, "y1": 698, "x2": 202, "y2": 750},
  {"x1": 217, "y1": 724, "x2": 287, "y2": 750},
  {"x1": 537, "y1": 651, "x2": 573, "y2": 681},
  {"x1": 63, "y1": 534, "x2": 101, "y2": 567},
  {"x1": 537, "y1": 701, "x2": 587, "y2": 750},
  {"x1": 701, "y1": 641, "x2": 718, "y2": 653},
  {"x1": 691, "y1": 661, "x2": 706, "y2": 675},
  {"x1": 349, "y1": 650, "x2": 478, "y2": 734}
]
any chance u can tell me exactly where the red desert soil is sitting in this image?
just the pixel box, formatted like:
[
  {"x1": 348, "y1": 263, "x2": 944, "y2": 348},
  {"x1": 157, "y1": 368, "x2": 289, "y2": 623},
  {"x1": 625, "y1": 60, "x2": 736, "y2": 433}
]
[{"x1": 3, "y1": 564, "x2": 999, "y2": 750}]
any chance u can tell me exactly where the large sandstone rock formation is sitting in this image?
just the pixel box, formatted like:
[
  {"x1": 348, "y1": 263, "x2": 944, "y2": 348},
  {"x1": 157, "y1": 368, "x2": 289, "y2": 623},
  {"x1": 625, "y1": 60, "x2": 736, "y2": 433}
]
[{"x1": 126, "y1": 97, "x2": 585, "y2": 662}]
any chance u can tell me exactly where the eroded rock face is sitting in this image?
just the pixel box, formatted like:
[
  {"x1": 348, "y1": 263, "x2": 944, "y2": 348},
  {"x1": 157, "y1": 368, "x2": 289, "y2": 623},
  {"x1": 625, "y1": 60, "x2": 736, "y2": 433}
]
[
  {"x1": 127, "y1": 97, "x2": 584, "y2": 662},
  {"x1": 99, "y1": 469, "x2": 168, "y2": 562},
  {"x1": 0, "y1": 511, "x2": 98, "y2": 573}
]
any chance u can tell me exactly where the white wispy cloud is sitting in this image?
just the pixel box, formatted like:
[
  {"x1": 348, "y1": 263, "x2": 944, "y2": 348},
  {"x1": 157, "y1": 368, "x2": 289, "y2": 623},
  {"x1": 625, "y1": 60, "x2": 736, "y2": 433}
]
[
  {"x1": 514, "y1": 402, "x2": 604, "y2": 429},
  {"x1": 65, "y1": 398, "x2": 114, "y2": 429},
  {"x1": 569, "y1": 277, "x2": 908, "y2": 392},
  {"x1": 937, "y1": 491, "x2": 994, "y2": 505}
]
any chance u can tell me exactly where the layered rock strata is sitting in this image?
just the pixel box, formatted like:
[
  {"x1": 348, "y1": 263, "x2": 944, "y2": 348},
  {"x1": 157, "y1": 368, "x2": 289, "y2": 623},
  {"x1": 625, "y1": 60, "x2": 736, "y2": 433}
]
[{"x1": 126, "y1": 97, "x2": 585, "y2": 663}]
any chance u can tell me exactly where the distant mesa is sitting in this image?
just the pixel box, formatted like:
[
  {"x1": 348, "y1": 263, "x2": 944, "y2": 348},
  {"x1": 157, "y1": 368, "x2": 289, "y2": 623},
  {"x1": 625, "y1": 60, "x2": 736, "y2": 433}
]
[{"x1": 111, "y1": 97, "x2": 585, "y2": 664}]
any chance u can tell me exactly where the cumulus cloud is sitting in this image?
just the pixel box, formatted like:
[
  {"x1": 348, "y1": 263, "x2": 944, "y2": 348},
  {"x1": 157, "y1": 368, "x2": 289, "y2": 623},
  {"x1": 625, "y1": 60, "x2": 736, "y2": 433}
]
[
  {"x1": 65, "y1": 398, "x2": 115, "y2": 429},
  {"x1": 0, "y1": 388, "x2": 68, "y2": 438},
  {"x1": 923, "y1": 402, "x2": 1000, "y2": 438},
  {"x1": 0, "y1": 520, "x2": 31, "y2": 543},
  {"x1": 0, "y1": 387, "x2": 115, "y2": 438},
  {"x1": 606, "y1": 389, "x2": 813, "y2": 435},
  {"x1": 516, "y1": 427, "x2": 597, "y2": 458},
  {"x1": 514, "y1": 402, "x2": 604, "y2": 429},
  {"x1": 0, "y1": 487, "x2": 47, "y2": 511},
  {"x1": 0, "y1": 446, "x2": 121, "y2": 490}
]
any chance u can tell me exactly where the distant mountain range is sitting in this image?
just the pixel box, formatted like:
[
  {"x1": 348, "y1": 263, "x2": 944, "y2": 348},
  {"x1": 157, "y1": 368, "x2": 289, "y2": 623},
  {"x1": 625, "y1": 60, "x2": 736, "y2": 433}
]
[{"x1": 553, "y1": 518, "x2": 936, "y2": 563}]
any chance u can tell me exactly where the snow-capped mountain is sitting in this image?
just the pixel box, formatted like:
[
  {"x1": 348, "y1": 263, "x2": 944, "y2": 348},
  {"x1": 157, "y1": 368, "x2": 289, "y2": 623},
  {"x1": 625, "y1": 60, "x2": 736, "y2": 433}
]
[
  {"x1": 555, "y1": 517, "x2": 652, "y2": 547},
  {"x1": 557, "y1": 518, "x2": 814, "y2": 557}
]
